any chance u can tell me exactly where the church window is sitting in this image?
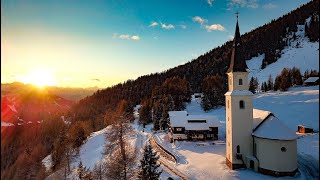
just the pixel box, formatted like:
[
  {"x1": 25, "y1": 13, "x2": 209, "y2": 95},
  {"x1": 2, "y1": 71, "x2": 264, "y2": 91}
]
[
  {"x1": 239, "y1": 79, "x2": 243, "y2": 85},
  {"x1": 227, "y1": 100, "x2": 230, "y2": 109},
  {"x1": 240, "y1": 100, "x2": 245, "y2": 109},
  {"x1": 281, "y1": 147, "x2": 286, "y2": 152},
  {"x1": 237, "y1": 145, "x2": 240, "y2": 153},
  {"x1": 230, "y1": 78, "x2": 232, "y2": 85}
]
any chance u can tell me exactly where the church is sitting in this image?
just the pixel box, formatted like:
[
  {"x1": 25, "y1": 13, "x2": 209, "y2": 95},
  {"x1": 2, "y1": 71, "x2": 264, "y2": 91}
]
[{"x1": 225, "y1": 14, "x2": 298, "y2": 177}]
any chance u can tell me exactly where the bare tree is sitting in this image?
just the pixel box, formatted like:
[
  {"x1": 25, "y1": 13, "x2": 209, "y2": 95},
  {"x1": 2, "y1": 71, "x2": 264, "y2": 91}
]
[{"x1": 103, "y1": 100, "x2": 137, "y2": 180}]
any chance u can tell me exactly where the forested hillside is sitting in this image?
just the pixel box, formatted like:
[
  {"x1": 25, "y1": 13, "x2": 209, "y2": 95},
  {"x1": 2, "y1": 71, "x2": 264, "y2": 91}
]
[{"x1": 70, "y1": 0, "x2": 319, "y2": 124}]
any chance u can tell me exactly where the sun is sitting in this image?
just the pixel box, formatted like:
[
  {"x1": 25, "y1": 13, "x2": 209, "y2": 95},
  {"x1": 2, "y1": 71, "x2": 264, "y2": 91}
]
[{"x1": 22, "y1": 69, "x2": 57, "y2": 88}]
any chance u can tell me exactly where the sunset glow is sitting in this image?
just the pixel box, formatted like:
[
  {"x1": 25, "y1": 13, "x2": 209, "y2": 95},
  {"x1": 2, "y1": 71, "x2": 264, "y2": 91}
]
[{"x1": 21, "y1": 69, "x2": 56, "y2": 88}]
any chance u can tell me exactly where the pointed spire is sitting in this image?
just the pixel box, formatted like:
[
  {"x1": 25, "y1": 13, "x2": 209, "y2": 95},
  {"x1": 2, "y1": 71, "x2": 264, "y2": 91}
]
[{"x1": 227, "y1": 12, "x2": 248, "y2": 73}]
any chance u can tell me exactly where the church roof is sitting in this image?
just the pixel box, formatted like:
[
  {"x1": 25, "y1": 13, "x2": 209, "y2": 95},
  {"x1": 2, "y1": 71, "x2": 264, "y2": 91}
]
[
  {"x1": 252, "y1": 109, "x2": 271, "y2": 130},
  {"x1": 227, "y1": 16, "x2": 248, "y2": 73},
  {"x1": 252, "y1": 112, "x2": 298, "y2": 141}
]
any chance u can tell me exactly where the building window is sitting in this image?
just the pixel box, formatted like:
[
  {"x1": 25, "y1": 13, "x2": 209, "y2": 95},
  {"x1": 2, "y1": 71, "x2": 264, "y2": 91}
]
[
  {"x1": 227, "y1": 100, "x2": 230, "y2": 109},
  {"x1": 240, "y1": 100, "x2": 245, "y2": 109},
  {"x1": 239, "y1": 79, "x2": 243, "y2": 85},
  {"x1": 228, "y1": 117, "x2": 230, "y2": 121},
  {"x1": 254, "y1": 143, "x2": 257, "y2": 156},
  {"x1": 230, "y1": 78, "x2": 232, "y2": 85},
  {"x1": 281, "y1": 147, "x2": 286, "y2": 152},
  {"x1": 228, "y1": 142, "x2": 230, "y2": 147},
  {"x1": 237, "y1": 145, "x2": 240, "y2": 153}
]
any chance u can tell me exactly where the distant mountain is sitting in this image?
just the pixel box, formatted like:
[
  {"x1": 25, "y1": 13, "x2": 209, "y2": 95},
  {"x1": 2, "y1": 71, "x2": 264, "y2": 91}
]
[
  {"x1": 1, "y1": 82, "x2": 98, "y2": 101},
  {"x1": 1, "y1": 84, "x2": 74, "y2": 125},
  {"x1": 71, "y1": 0, "x2": 319, "y2": 122}
]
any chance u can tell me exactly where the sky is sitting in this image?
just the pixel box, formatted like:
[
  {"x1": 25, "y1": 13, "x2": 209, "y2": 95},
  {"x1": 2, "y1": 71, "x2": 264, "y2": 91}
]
[{"x1": 1, "y1": 0, "x2": 311, "y2": 88}]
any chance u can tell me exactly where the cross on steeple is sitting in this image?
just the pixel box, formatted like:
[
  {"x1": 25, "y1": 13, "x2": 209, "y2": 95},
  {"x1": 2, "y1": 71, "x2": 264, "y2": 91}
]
[
  {"x1": 235, "y1": 11, "x2": 239, "y2": 20},
  {"x1": 227, "y1": 11, "x2": 248, "y2": 73}
]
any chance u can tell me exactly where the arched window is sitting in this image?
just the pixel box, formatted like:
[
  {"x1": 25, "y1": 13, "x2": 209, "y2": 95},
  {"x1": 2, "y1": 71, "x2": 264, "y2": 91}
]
[
  {"x1": 239, "y1": 79, "x2": 243, "y2": 85},
  {"x1": 240, "y1": 100, "x2": 245, "y2": 109},
  {"x1": 237, "y1": 145, "x2": 240, "y2": 153}
]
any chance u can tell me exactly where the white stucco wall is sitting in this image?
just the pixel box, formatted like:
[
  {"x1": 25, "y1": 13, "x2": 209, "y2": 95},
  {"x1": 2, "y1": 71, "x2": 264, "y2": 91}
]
[
  {"x1": 254, "y1": 137, "x2": 297, "y2": 172},
  {"x1": 225, "y1": 71, "x2": 253, "y2": 165}
]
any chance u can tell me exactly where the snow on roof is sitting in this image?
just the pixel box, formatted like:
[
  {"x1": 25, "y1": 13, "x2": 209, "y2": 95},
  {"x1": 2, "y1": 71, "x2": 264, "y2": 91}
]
[
  {"x1": 1, "y1": 121, "x2": 15, "y2": 127},
  {"x1": 168, "y1": 111, "x2": 220, "y2": 130},
  {"x1": 252, "y1": 109, "x2": 271, "y2": 130},
  {"x1": 225, "y1": 90, "x2": 253, "y2": 96},
  {"x1": 304, "y1": 77, "x2": 319, "y2": 83},
  {"x1": 252, "y1": 115, "x2": 298, "y2": 140}
]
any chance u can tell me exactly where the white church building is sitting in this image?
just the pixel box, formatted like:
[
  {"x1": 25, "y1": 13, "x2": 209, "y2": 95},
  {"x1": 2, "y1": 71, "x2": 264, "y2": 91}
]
[{"x1": 225, "y1": 15, "x2": 298, "y2": 177}]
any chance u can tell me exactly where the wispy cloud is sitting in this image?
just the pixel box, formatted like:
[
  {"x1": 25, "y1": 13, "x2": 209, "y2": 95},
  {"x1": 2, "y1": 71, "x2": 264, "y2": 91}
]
[
  {"x1": 149, "y1": 21, "x2": 158, "y2": 27},
  {"x1": 117, "y1": 34, "x2": 140, "y2": 40},
  {"x1": 179, "y1": 24, "x2": 187, "y2": 29},
  {"x1": 192, "y1": 16, "x2": 207, "y2": 25},
  {"x1": 207, "y1": 0, "x2": 214, "y2": 7},
  {"x1": 227, "y1": 0, "x2": 259, "y2": 10},
  {"x1": 161, "y1": 23, "x2": 175, "y2": 30},
  {"x1": 131, "y1": 35, "x2": 140, "y2": 40},
  {"x1": 205, "y1": 24, "x2": 225, "y2": 31},
  {"x1": 91, "y1": 78, "x2": 100, "y2": 82},
  {"x1": 263, "y1": 3, "x2": 277, "y2": 9}
]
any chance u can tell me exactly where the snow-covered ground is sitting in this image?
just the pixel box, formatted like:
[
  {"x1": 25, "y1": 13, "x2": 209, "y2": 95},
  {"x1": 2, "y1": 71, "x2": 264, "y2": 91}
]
[
  {"x1": 155, "y1": 86, "x2": 319, "y2": 180},
  {"x1": 247, "y1": 20, "x2": 319, "y2": 84},
  {"x1": 44, "y1": 85, "x2": 319, "y2": 179}
]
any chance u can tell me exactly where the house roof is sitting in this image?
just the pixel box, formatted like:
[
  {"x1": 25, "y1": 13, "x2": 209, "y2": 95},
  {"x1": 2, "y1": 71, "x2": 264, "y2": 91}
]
[
  {"x1": 252, "y1": 113, "x2": 298, "y2": 140},
  {"x1": 168, "y1": 111, "x2": 221, "y2": 131},
  {"x1": 304, "y1": 77, "x2": 319, "y2": 83}
]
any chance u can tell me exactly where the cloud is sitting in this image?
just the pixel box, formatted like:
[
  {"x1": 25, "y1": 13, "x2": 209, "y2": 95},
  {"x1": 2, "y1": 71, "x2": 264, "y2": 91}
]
[
  {"x1": 207, "y1": 0, "x2": 214, "y2": 7},
  {"x1": 263, "y1": 3, "x2": 277, "y2": 9},
  {"x1": 91, "y1": 78, "x2": 101, "y2": 82},
  {"x1": 117, "y1": 34, "x2": 140, "y2": 40},
  {"x1": 149, "y1": 22, "x2": 158, "y2": 27},
  {"x1": 179, "y1": 25, "x2": 187, "y2": 29},
  {"x1": 227, "y1": 0, "x2": 258, "y2": 10},
  {"x1": 119, "y1": 34, "x2": 130, "y2": 40},
  {"x1": 228, "y1": 35, "x2": 234, "y2": 40},
  {"x1": 192, "y1": 16, "x2": 207, "y2": 25},
  {"x1": 161, "y1": 23, "x2": 175, "y2": 30},
  {"x1": 131, "y1": 35, "x2": 140, "y2": 40},
  {"x1": 205, "y1": 24, "x2": 225, "y2": 31}
]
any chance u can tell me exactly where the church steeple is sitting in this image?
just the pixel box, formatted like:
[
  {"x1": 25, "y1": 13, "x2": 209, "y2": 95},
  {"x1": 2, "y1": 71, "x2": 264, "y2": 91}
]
[{"x1": 227, "y1": 13, "x2": 248, "y2": 73}]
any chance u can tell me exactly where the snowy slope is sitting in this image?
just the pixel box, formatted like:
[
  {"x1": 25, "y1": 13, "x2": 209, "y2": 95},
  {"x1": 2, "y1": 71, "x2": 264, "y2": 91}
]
[{"x1": 247, "y1": 21, "x2": 319, "y2": 84}]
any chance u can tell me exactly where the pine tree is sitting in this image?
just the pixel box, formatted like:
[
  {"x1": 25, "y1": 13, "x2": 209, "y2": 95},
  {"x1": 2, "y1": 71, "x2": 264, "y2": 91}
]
[
  {"x1": 77, "y1": 161, "x2": 91, "y2": 180},
  {"x1": 267, "y1": 75, "x2": 274, "y2": 91},
  {"x1": 249, "y1": 77, "x2": 256, "y2": 93},
  {"x1": 274, "y1": 75, "x2": 281, "y2": 91},
  {"x1": 137, "y1": 144, "x2": 162, "y2": 180}
]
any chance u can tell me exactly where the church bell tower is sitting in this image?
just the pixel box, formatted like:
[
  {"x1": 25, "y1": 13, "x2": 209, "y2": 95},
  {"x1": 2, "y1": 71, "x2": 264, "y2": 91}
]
[{"x1": 225, "y1": 13, "x2": 253, "y2": 169}]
